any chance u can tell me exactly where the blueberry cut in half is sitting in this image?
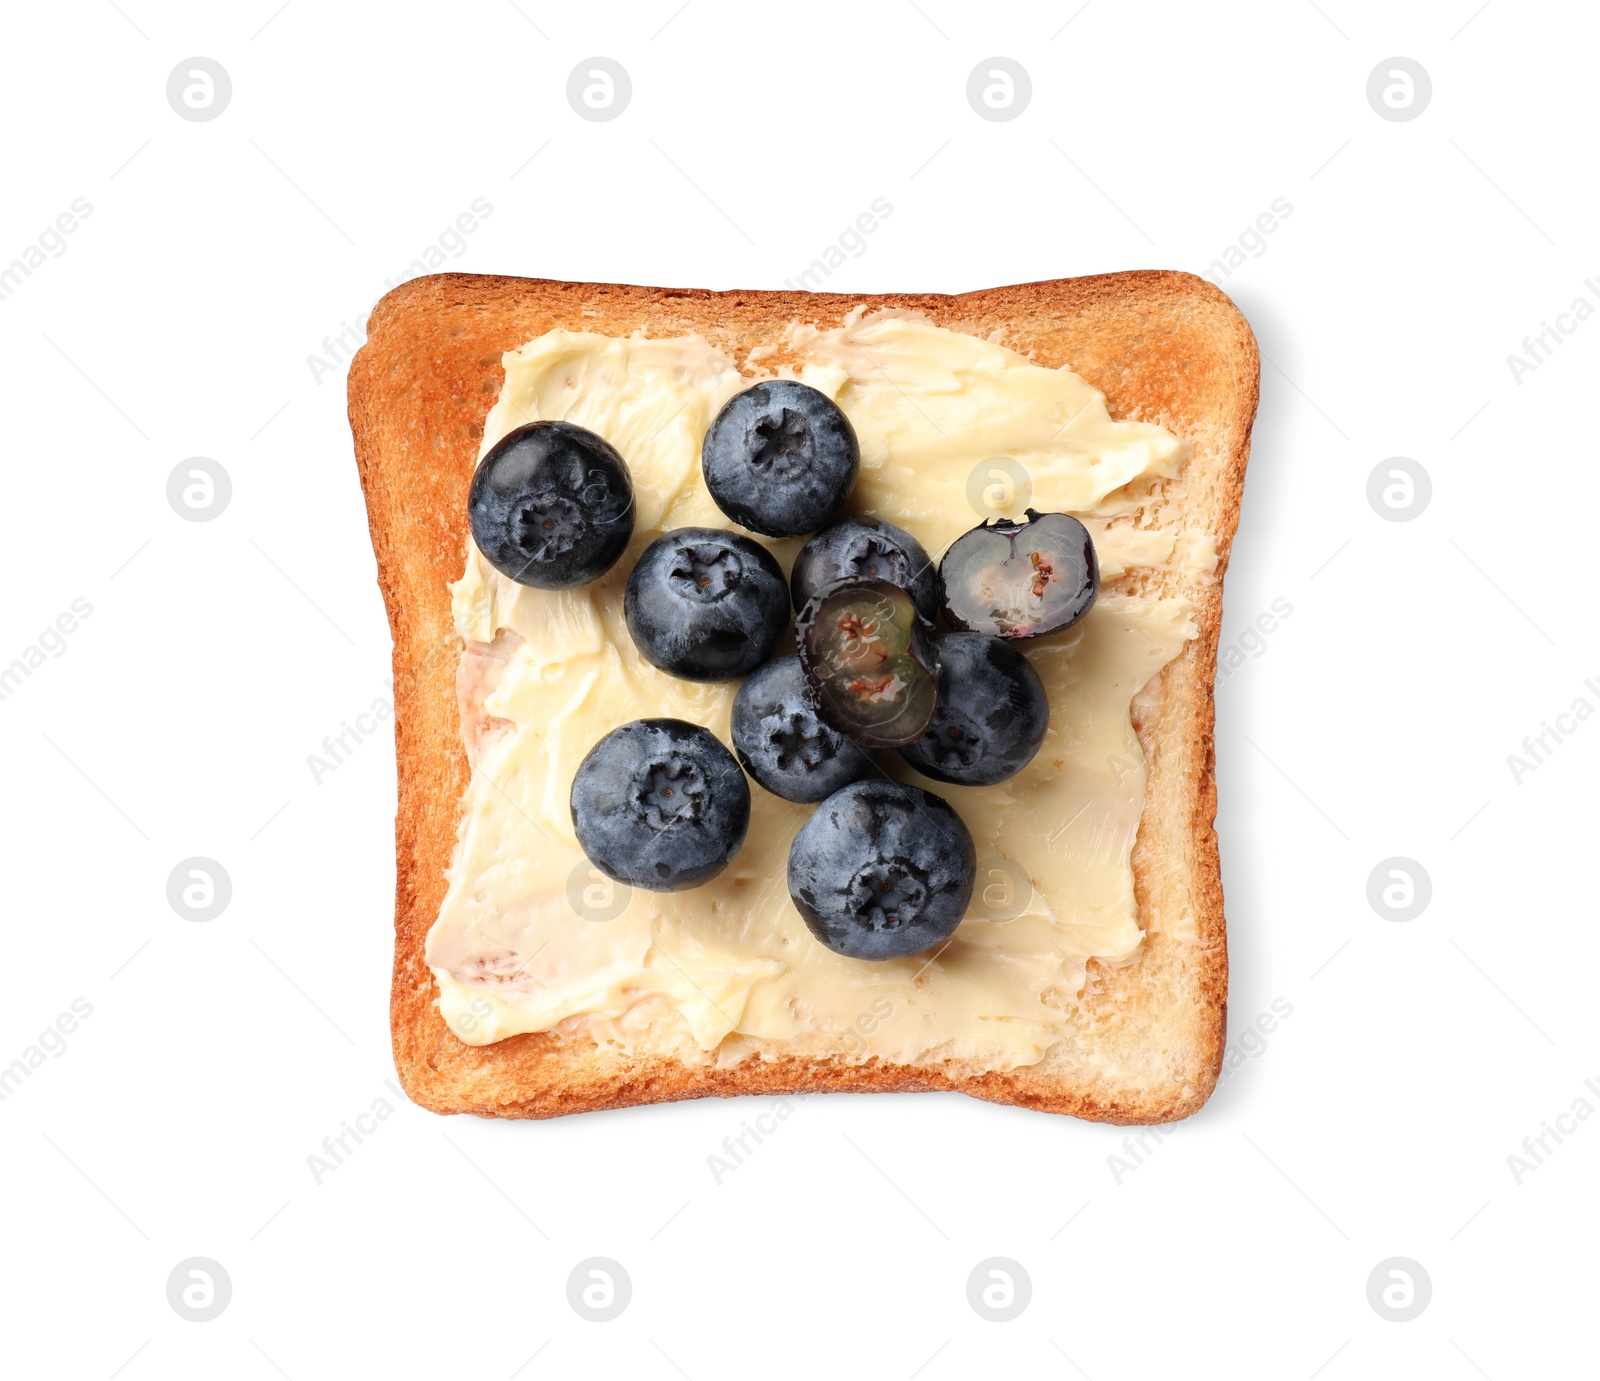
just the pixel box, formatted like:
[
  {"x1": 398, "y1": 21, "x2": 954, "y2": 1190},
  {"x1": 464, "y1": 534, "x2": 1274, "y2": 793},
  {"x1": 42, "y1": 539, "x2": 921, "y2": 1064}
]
[
  {"x1": 790, "y1": 515, "x2": 940, "y2": 624},
  {"x1": 570, "y1": 718, "x2": 750, "y2": 892},
  {"x1": 787, "y1": 779, "x2": 976, "y2": 960},
  {"x1": 795, "y1": 578, "x2": 940, "y2": 749},
  {"x1": 468, "y1": 421, "x2": 635, "y2": 589},
  {"x1": 624, "y1": 527, "x2": 790, "y2": 681},
  {"x1": 731, "y1": 655, "x2": 875, "y2": 803},
  {"x1": 899, "y1": 633, "x2": 1049, "y2": 787},
  {"x1": 939, "y1": 509, "x2": 1098, "y2": 639},
  {"x1": 701, "y1": 380, "x2": 860, "y2": 537}
]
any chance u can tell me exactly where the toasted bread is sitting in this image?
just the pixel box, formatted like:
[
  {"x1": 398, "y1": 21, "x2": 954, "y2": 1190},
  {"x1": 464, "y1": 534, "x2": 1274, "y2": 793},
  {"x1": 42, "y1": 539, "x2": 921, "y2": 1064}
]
[{"x1": 348, "y1": 271, "x2": 1258, "y2": 1123}]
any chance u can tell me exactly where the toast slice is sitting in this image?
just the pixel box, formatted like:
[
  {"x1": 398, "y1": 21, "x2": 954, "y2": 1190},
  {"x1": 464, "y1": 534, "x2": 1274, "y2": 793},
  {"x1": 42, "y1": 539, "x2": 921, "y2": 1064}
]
[{"x1": 349, "y1": 271, "x2": 1258, "y2": 1123}]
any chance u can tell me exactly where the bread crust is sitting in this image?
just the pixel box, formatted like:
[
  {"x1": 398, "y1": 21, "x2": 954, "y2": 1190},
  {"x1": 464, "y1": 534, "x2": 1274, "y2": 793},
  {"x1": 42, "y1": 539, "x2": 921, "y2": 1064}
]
[{"x1": 348, "y1": 271, "x2": 1258, "y2": 1124}]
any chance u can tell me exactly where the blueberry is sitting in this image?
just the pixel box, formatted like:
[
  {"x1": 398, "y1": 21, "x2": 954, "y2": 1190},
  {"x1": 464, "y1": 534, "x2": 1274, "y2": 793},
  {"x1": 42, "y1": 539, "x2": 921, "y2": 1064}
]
[
  {"x1": 790, "y1": 515, "x2": 939, "y2": 624},
  {"x1": 731, "y1": 655, "x2": 876, "y2": 803},
  {"x1": 939, "y1": 509, "x2": 1098, "y2": 639},
  {"x1": 469, "y1": 421, "x2": 634, "y2": 588},
  {"x1": 625, "y1": 527, "x2": 790, "y2": 681},
  {"x1": 701, "y1": 380, "x2": 859, "y2": 537},
  {"x1": 795, "y1": 579, "x2": 940, "y2": 749},
  {"x1": 898, "y1": 633, "x2": 1049, "y2": 786},
  {"x1": 570, "y1": 719, "x2": 750, "y2": 892},
  {"x1": 787, "y1": 779, "x2": 975, "y2": 960}
]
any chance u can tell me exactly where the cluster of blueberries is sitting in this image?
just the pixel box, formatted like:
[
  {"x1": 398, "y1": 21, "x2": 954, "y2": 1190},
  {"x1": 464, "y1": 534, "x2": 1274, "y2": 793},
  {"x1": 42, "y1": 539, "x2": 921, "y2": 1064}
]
[{"x1": 467, "y1": 380, "x2": 1099, "y2": 960}]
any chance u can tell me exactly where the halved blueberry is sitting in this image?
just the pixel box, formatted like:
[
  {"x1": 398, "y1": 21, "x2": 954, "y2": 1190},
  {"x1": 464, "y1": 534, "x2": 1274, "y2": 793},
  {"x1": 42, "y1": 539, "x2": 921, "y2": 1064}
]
[
  {"x1": 469, "y1": 421, "x2": 634, "y2": 588},
  {"x1": 939, "y1": 509, "x2": 1098, "y2": 639},
  {"x1": 570, "y1": 718, "x2": 750, "y2": 891},
  {"x1": 899, "y1": 633, "x2": 1049, "y2": 786},
  {"x1": 701, "y1": 380, "x2": 859, "y2": 537},
  {"x1": 731, "y1": 655, "x2": 875, "y2": 803},
  {"x1": 790, "y1": 515, "x2": 939, "y2": 624},
  {"x1": 624, "y1": 527, "x2": 790, "y2": 681},
  {"x1": 795, "y1": 579, "x2": 940, "y2": 749},
  {"x1": 787, "y1": 779, "x2": 975, "y2": 960}
]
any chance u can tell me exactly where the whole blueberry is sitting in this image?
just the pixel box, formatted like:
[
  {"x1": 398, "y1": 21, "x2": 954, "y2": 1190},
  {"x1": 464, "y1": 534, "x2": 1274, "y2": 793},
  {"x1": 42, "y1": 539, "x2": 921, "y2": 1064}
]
[
  {"x1": 787, "y1": 779, "x2": 976, "y2": 960},
  {"x1": 625, "y1": 528, "x2": 790, "y2": 681},
  {"x1": 570, "y1": 719, "x2": 750, "y2": 892},
  {"x1": 469, "y1": 421, "x2": 634, "y2": 588},
  {"x1": 790, "y1": 515, "x2": 940, "y2": 624},
  {"x1": 939, "y1": 509, "x2": 1098, "y2": 639},
  {"x1": 731, "y1": 655, "x2": 876, "y2": 803},
  {"x1": 701, "y1": 380, "x2": 859, "y2": 537},
  {"x1": 899, "y1": 633, "x2": 1049, "y2": 786}
]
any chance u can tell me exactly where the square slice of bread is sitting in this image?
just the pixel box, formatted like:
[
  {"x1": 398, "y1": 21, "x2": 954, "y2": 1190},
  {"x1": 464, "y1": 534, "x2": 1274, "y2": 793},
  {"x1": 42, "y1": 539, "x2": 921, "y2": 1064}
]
[{"x1": 348, "y1": 271, "x2": 1258, "y2": 1123}]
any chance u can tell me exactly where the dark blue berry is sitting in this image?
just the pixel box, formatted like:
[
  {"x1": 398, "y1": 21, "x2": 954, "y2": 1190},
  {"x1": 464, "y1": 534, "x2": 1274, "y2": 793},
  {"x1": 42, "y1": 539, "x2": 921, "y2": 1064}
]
[
  {"x1": 731, "y1": 655, "x2": 875, "y2": 803},
  {"x1": 790, "y1": 515, "x2": 939, "y2": 624},
  {"x1": 787, "y1": 779, "x2": 975, "y2": 960},
  {"x1": 624, "y1": 528, "x2": 790, "y2": 681},
  {"x1": 898, "y1": 633, "x2": 1048, "y2": 786},
  {"x1": 701, "y1": 380, "x2": 859, "y2": 537},
  {"x1": 795, "y1": 579, "x2": 940, "y2": 748},
  {"x1": 570, "y1": 719, "x2": 750, "y2": 892},
  {"x1": 469, "y1": 421, "x2": 634, "y2": 588},
  {"x1": 939, "y1": 509, "x2": 1098, "y2": 639}
]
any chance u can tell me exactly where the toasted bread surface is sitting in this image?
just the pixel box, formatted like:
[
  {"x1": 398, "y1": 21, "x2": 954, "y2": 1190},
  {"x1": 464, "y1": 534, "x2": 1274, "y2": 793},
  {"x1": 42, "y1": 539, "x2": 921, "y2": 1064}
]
[{"x1": 349, "y1": 271, "x2": 1258, "y2": 1123}]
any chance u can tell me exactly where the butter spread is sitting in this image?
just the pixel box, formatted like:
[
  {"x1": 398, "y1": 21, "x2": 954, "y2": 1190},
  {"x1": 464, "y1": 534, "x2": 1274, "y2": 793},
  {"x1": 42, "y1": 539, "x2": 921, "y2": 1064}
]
[{"x1": 429, "y1": 310, "x2": 1201, "y2": 1070}]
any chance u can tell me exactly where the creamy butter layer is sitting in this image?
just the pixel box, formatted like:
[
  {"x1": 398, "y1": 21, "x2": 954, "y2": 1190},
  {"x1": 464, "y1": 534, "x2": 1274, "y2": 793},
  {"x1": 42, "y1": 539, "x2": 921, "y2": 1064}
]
[{"x1": 428, "y1": 310, "x2": 1199, "y2": 1070}]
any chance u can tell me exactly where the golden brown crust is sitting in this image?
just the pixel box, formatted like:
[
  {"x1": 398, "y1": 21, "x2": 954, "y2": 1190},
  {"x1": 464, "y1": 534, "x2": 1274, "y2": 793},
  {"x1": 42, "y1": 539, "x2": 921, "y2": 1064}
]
[{"x1": 348, "y1": 271, "x2": 1258, "y2": 1124}]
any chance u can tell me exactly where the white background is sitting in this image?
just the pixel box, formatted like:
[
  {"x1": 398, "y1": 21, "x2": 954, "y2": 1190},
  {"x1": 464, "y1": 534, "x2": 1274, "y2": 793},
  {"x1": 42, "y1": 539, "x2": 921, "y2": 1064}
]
[{"x1": 1, "y1": 1, "x2": 1595, "y2": 1377}]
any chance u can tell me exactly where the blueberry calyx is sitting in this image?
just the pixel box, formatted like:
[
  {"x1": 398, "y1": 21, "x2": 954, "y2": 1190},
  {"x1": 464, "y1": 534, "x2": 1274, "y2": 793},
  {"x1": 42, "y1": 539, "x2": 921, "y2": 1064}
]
[
  {"x1": 668, "y1": 541, "x2": 745, "y2": 602},
  {"x1": 633, "y1": 755, "x2": 706, "y2": 829},
  {"x1": 846, "y1": 859, "x2": 927, "y2": 934}
]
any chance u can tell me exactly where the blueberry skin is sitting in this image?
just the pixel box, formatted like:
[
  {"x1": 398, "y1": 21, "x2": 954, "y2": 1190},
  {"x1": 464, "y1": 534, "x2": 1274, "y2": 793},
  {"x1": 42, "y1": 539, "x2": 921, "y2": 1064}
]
[
  {"x1": 469, "y1": 421, "x2": 635, "y2": 589},
  {"x1": 898, "y1": 633, "x2": 1049, "y2": 787},
  {"x1": 787, "y1": 779, "x2": 976, "y2": 960},
  {"x1": 701, "y1": 380, "x2": 860, "y2": 537},
  {"x1": 790, "y1": 515, "x2": 940, "y2": 624},
  {"x1": 570, "y1": 718, "x2": 750, "y2": 892},
  {"x1": 624, "y1": 528, "x2": 791, "y2": 681},
  {"x1": 731, "y1": 655, "x2": 875, "y2": 803}
]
